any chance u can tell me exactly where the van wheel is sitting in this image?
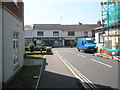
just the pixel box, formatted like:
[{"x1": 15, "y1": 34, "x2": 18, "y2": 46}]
[
  {"x1": 82, "y1": 50, "x2": 86, "y2": 53},
  {"x1": 78, "y1": 48, "x2": 80, "y2": 52}
]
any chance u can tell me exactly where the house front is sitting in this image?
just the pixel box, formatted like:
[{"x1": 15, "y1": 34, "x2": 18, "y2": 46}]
[
  {"x1": 24, "y1": 23, "x2": 100, "y2": 47},
  {"x1": 96, "y1": 0, "x2": 120, "y2": 57},
  {"x1": 1, "y1": 0, "x2": 24, "y2": 85},
  {"x1": 61, "y1": 24, "x2": 99, "y2": 46},
  {"x1": 0, "y1": 1, "x2": 2, "y2": 89}
]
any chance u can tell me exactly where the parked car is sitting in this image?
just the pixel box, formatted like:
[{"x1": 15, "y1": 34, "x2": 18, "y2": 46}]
[{"x1": 77, "y1": 38, "x2": 97, "y2": 53}]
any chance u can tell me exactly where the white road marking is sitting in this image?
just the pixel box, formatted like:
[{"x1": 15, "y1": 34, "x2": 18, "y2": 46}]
[
  {"x1": 91, "y1": 59, "x2": 112, "y2": 68},
  {"x1": 77, "y1": 54, "x2": 86, "y2": 58},
  {"x1": 69, "y1": 51, "x2": 75, "y2": 54},
  {"x1": 55, "y1": 51, "x2": 96, "y2": 89}
]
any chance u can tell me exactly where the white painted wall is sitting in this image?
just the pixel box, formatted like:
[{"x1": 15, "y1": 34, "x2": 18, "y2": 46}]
[
  {"x1": 42, "y1": 30, "x2": 62, "y2": 37},
  {"x1": 61, "y1": 31, "x2": 92, "y2": 37},
  {"x1": 95, "y1": 32, "x2": 103, "y2": 51},
  {"x1": 25, "y1": 30, "x2": 62, "y2": 38},
  {"x1": 24, "y1": 30, "x2": 33, "y2": 38},
  {"x1": 2, "y1": 9, "x2": 24, "y2": 83},
  {"x1": 95, "y1": 33, "x2": 99, "y2": 43},
  {"x1": 0, "y1": 4, "x2": 2, "y2": 88},
  {"x1": 75, "y1": 31, "x2": 84, "y2": 37},
  {"x1": 88, "y1": 31, "x2": 92, "y2": 37}
]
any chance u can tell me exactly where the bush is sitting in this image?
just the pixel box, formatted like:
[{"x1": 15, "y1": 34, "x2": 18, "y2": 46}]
[
  {"x1": 29, "y1": 43, "x2": 35, "y2": 52},
  {"x1": 46, "y1": 47, "x2": 52, "y2": 49},
  {"x1": 34, "y1": 46, "x2": 40, "y2": 51},
  {"x1": 40, "y1": 46, "x2": 46, "y2": 51}
]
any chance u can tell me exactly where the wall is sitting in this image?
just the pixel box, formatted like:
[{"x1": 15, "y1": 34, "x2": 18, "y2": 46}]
[
  {"x1": 41, "y1": 30, "x2": 62, "y2": 37},
  {"x1": 62, "y1": 30, "x2": 92, "y2": 38},
  {"x1": 75, "y1": 31, "x2": 84, "y2": 37},
  {"x1": 62, "y1": 31, "x2": 76, "y2": 37},
  {"x1": 25, "y1": 30, "x2": 62, "y2": 38},
  {"x1": 95, "y1": 32, "x2": 103, "y2": 52},
  {"x1": 24, "y1": 30, "x2": 33, "y2": 38},
  {"x1": 2, "y1": 9, "x2": 24, "y2": 83},
  {"x1": 0, "y1": 2, "x2": 2, "y2": 88}
]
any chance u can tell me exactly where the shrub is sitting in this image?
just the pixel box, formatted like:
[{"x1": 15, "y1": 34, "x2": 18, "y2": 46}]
[
  {"x1": 40, "y1": 46, "x2": 46, "y2": 51},
  {"x1": 46, "y1": 47, "x2": 52, "y2": 49},
  {"x1": 29, "y1": 43, "x2": 35, "y2": 52},
  {"x1": 34, "y1": 46, "x2": 40, "y2": 51}
]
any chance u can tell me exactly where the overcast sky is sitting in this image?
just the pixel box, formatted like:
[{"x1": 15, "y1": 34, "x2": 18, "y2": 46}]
[{"x1": 23, "y1": 0, "x2": 102, "y2": 25}]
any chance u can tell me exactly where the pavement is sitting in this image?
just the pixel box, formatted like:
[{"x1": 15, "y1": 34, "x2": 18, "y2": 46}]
[
  {"x1": 37, "y1": 51, "x2": 85, "y2": 89},
  {"x1": 94, "y1": 53, "x2": 120, "y2": 61}
]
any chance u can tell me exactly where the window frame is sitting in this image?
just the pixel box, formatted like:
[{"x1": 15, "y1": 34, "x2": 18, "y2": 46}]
[
  {"x1": 84, "y1": 31, "x2": 88, "y2": 37},
  {"x1": 68, "y1": 31, "x2": 75, "y2": 36},
  {"x1": 53, "y1": 31, "x2": 59, "y2": 36},
  {"x1": 37, "y1": 31, "x2": 44, "y2": 36},
  {"x1": 13, "y1": 32, "x2": 19, "y2": 65}
]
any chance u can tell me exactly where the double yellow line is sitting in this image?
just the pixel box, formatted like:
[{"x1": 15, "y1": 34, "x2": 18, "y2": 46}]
[{"x1": 55, "y1": 51, "x2": 98, "y2": 90}]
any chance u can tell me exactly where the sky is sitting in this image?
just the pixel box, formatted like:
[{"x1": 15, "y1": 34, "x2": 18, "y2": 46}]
[{"x1": 23, "y1": 0, "x2": 102, "y2": 25}]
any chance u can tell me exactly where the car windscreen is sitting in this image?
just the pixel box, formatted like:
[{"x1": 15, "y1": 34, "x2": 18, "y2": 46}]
[{"x1": 83, "y1": 40, "x2": 94, "y2": 44}]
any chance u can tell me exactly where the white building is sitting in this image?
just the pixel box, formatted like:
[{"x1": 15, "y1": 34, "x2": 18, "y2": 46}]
[
  {"x1": 25, "y1": 24, "x2": 100, "y2": 47},
  {"x1": 0, "y1": 1, "x2": 24, "y2": 86},
  {"x1": 0, "y1": 1, "x2": 2, "y2": 89}
]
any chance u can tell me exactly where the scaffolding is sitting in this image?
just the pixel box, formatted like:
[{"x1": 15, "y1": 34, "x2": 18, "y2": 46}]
[
  {"x1": 101, "y1": 0, "x2": 120, "y2": 54},
  {"x1": 105, "y1": 0, "x2": 120, "y2": 26}
]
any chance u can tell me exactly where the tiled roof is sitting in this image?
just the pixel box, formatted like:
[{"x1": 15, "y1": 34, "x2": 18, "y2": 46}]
[
  {"x1": 33, "y1": 24, "x2": 100, "y2": 31},
  {"x1": 33, "y1": 24, "x2": 61, "y2": 30},
  {"x1": 61, "y1": 24, "x2": 100, "y2": 31}
]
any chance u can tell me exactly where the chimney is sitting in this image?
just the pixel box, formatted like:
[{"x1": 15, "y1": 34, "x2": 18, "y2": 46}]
[
  {"x1": 97, "y1": 20, "x2": 101, "y2": 25},
  {"x1": 79, "y1": 22, "x2": 82, "y2": 25}
]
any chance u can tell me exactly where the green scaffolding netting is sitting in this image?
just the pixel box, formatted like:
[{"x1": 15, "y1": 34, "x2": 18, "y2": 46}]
[
  {"x1": 102, "y1": 45, "x2": 120, "y2": 52},
  {"x1": 106, "y1": 1, "x2": 120, "y2": 26}
]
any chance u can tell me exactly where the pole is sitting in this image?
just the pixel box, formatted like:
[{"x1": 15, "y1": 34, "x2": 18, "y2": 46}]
[{"x1": 61, "y1": 16, "x2": 62, "y2": 24}]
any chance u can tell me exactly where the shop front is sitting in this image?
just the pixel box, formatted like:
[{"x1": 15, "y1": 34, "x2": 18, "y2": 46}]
[
  {"x1": 36, "y1": 37, "x2": 62, "y2": 47},
  {"x1": 64, "y1": 37, "x2": 76, "y2": 46}
]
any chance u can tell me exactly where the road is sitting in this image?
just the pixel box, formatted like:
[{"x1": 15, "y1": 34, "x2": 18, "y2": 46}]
[{"x1": 53, "y1": 48, "x2": 119, "y2": 89}]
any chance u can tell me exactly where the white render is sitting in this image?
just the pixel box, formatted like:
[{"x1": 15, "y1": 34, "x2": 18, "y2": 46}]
[
  {"x1": 25, "y1": 30, "x2": 93, "y2": 38},
  {"x1": 95, "y1": 32, "x2": 103, "y2": 51},
  {"x1": 25, "y1": 30, "x2": 62, "y2": 38},
  {"x1": 41, "y1": 30, "x2": 62, "y2": 37},
  {"x1": 2, "y1": 8, "x2": 24, "y2": 83},
  {"x1": 0, "y1": 3, "x2": 2, "y2": 87}
]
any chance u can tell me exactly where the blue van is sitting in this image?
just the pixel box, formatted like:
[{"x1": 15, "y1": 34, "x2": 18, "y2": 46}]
[{"x1": 77, "y1": 38, "x2": 97, "y2": 53}]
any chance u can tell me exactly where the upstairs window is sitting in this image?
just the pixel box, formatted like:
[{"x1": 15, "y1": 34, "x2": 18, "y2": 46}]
[
  {"x1": 84, "y1": 32, "x2": 88, "y2": 37},
  {"x1": 68, "y1": 31, "x2": 74, "y2": 36},
  {"x1": 37, "y1": 31, "x2": 44, "y2": 36},
  {"x1": 53, "y1": 31, "x2": 59, "y2": 36}
]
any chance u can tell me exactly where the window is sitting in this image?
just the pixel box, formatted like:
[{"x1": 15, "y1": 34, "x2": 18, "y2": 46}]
[
  {"x1": 99, "y1": 33, "x2": 104, "y2": 43},
  {"x1": 68, "y1": 31, "x2": 74, "y2": 36},
  {"x1": 84, "y1": 32, "x2": 88, "y2": 37},
  {"x1": 37, "y1": 31, "x2": 43, "y2": 36},
  {"x1": 53, "y1": 31, "x2": 59, "y2": 36},
  {"x1": 92, "y1": 30, "x2": 95, "y2": 37},
  {"x1": 83, "y1": 40, "x2": 94, "y2": 45},
  {"x1": 13, "y1": 32, "x2": 18, "y2": 64}
]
